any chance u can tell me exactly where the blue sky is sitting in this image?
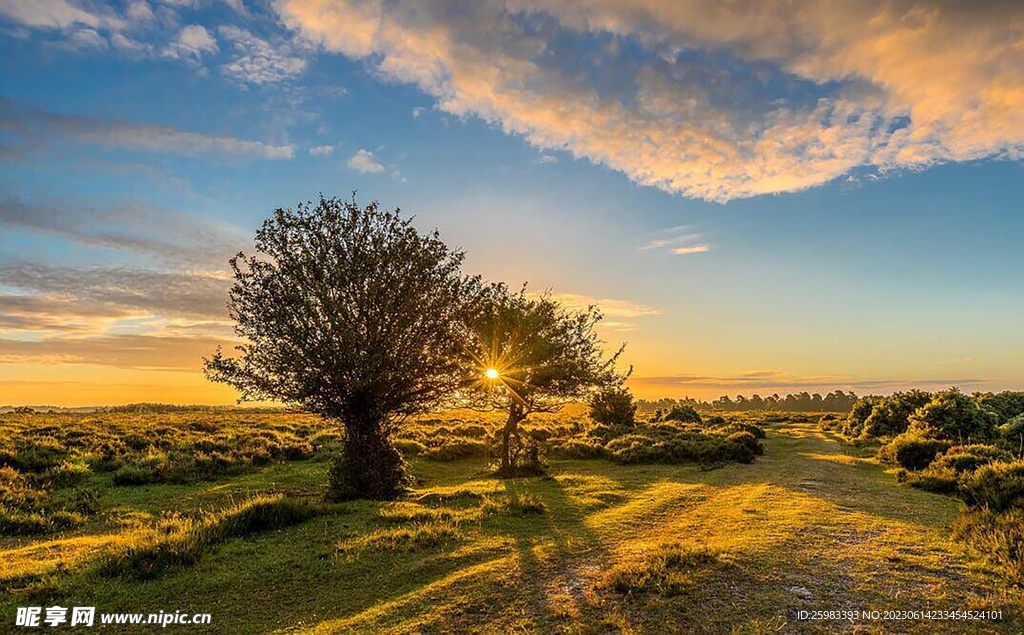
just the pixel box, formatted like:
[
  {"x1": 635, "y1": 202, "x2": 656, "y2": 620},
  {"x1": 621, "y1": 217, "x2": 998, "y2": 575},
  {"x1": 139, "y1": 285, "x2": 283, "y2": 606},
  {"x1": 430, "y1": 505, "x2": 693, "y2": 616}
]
[{"x1": 1, "y1": 0, "x2": 1022, "y2": 405}]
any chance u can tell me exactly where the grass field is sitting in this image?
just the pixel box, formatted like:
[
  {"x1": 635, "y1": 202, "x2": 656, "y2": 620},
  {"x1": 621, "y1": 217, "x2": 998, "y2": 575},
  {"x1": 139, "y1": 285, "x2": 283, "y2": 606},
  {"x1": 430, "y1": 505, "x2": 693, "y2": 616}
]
[{"x1": 2, "y1": 411, "x2": 1021, "y2": 633}]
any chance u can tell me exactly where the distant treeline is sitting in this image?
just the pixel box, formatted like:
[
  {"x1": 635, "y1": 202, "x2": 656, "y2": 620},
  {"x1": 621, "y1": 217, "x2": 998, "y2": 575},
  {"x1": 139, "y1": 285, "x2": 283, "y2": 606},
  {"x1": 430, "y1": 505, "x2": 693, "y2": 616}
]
[{"x1": 637, "y1": 391, "x2": 860, "y2": 413}]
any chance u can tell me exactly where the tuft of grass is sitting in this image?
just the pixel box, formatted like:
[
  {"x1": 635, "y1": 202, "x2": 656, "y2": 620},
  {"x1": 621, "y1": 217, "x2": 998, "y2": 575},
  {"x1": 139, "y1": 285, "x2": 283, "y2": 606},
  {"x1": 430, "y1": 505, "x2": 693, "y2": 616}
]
[
  {"x1": 952, "y1": 509, "x2": 1024, "y2": 584},
  {"x1": 483, "y1": 493, "x2": 547, "y2": 517},
  {"x1": 416, "y1": 488, "x2": 487, "y2": 507},
  {"x1": 339, "y1": 521, "x2": 462, "y2": 555},
  {"x1": 596, "y1": 543, "x2": 719, "y2": 597},
  {"x1": 97, "y1": 495, "x2": 329, "y2": 579},
  {"x1": 378, "y1": 503, "x2": 459, "y2": 524}
]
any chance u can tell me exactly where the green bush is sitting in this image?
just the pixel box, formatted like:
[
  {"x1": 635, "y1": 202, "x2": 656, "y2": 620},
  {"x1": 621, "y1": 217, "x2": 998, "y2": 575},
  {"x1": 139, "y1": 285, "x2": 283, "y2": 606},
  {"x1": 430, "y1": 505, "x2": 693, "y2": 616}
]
[
  {"x1": 393, "y1": 439, "x2": 426, "y2": 456},
  {"x1": 931, "y1": 444, "x2": 1011, "y2": 475},
  {"x1": 664, "y1": 405, "x2": 702, "y2": 424},
  {"x1": 842, "y1": 396, "x2": 884, "y2": 436},
  {"x1": 421, "y1": 438, "x2": 488, "y2": 462},
  {"x1": 727, "y1": 431, "x2": 764, "y2": 456},
  {"x1": 904, "y1": 467, "x2": 959, "y2": 495},
  {"x1": 877, "y1": 433, "x2": 951, "y2": 471},
  {"x1": 589, "y1": 387, "x2": 637, "y2": 427},
  {"x1": 975, "y1": 391, "x2": 1024, "y2": 424},
  {"x1": 908, "y1": 389, "x2": 997, "y2": 442},
  {"x1": 998, "y1": 414, "x2": 1024, "y2": 458},
  {"x1": 550, "y1": 439, "x2": 612, "y2": 460},
  {"x1": 41, "y1": 461, "x2": 91, "y2": 488},
  {"x1": 860, "y1": 390, "x2": 932, "y2": 438},
  {"x1": 959, "y1": 460, "x2": 1024, "y2": 512},
  {"x1": 0, "y1": 437, "x2": 68, "y2": 473}
]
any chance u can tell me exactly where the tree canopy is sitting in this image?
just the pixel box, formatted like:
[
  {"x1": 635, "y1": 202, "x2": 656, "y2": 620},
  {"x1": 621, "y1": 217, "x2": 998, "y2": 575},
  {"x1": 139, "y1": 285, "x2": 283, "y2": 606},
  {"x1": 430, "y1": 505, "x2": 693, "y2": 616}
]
[
  {"x1": 205, "y1": 196, "x2": 479, "y2": 499},
  {"x1": 464, "y1": 284, "x2": 625, "y2": 474}
]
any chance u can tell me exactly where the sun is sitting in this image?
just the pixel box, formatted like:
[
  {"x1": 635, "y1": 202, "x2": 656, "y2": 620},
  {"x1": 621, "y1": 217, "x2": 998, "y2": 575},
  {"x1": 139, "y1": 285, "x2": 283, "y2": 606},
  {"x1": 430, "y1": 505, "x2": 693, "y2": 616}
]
[{"x1": 485, "y1": 368, "x2": 500, "y2": 379}]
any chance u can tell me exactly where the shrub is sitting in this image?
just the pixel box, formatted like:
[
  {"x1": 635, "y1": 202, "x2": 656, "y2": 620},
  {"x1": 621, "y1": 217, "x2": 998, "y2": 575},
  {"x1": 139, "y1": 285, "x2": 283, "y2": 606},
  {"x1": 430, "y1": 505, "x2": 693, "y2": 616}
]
[
  {"x1": 724, "y1": 423, "x2": 766, "y2": 439},
  {"x1": 663, "y1": 406, "x2": 702, "y2": 424},
  {"x1": 843, "y1": 396, "x2": 884, "y2": 436},
  {"x1": 727, "y1": 431, "x2": 764, "y2": 456},
  {"x1": 41, "y1": 461, "x2": 91, "y2": 488},
  {"x1": 998, "y1": 414, "x2": 1024, "y2": 458},
  {"x1": 952, "y1": 509, "x2": 1024, "y2": 584},
  {"x1": 860, "y1": 390, "x2": 932, "y2": 438},
  {"x1": 905, "y1": 468, "x2": 959, "y2": 495},
  {"x1": 589, "y1": 387, "x2": 636, "y2": 427},
  {"x1": 975, "y1": 391, "x2": 1024, "y2": 424},
  {"x1": 550, "y1": 439, "x2": 612, "y2": 460},
  {"x1": 0, "y1": 438, "x2": 68, "y2": 473},
  {"x1": 421, "y1": 438, "x2": 488, "y2": 462},
  {"x1": 931, "y1": 445, "x2": 1012, "y2": 475},
  {"x1": 908, "y1": 389, "x2": 997, "y2": 443},
  {"x1": 393, "y1": 439, "x2": 426, "y2": 456},
  {"x1": 959, "y1": 460, "x2": 1024, "y2": 512},
  {"x1": 877, "y1": 433, "x2": 951, "y2": 471}
]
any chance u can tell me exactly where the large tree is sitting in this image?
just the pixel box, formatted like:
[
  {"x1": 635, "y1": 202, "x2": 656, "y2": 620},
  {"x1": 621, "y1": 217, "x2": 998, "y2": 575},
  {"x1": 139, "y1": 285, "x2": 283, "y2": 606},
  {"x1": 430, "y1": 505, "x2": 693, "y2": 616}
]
[
  {"x1": 465, "y1": 285, "x2": 626, "y2": 475},
  {"x1": 205, "y1": 196, "x2": 478, "y2": 500}
]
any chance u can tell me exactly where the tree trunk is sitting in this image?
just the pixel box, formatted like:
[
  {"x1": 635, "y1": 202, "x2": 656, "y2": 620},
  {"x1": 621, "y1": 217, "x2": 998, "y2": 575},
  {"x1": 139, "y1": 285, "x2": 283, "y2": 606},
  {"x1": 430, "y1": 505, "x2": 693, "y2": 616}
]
[
  {"x1": 500, "y1": 404, "x2": 525, "y2": 475},
  {"x1": 328, "y1": 415, "x2": 409, "y2": 500}
]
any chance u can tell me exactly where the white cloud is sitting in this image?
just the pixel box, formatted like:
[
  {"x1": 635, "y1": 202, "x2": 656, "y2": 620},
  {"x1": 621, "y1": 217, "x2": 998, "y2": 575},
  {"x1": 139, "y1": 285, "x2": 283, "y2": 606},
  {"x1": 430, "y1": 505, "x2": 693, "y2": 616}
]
[
  {"x1": 222, "y1": 0, "x2": 248, "y2": 15},
  {"x1": 671, "y1": 245, "x2": 710, "y2": 255},
  {"x1": 163, "y1": 24, "x2": 218, "y2": 62},
  {"x1": 0, "y1": 0, "x2": 116, "y2": 29},
  {"x1": 346, "y1": 148, "x2": 383, "y2": 173},
  {"x1": 217, "y1": 25, "x2": 307, "y2": 84},
  {"x1": 411, "y1": 106, "x2": 424, "y2": 118},
  {"x1": 65, "y1": 28, "x2": 107, "y2": 50},
  {"x1": 534, "y1": 292, "x2": 663, "y2": 318},
  {"x1": 1, "y1": 97, "x2": 295, "y2": 160},
  {"x1": 111, "y1": 32, "x2": 151, "y2": 52},
  {"x1": 309, "y1": 144, "x2": 334, "y2": 157},
  {"x1": 276, "y1": 0, "x2": 1024, "y2": 202},
  {"x1": 536, "y1": 154, "x2": 557, "y2": 164},
  {"x1": 126, "y1": 1, "x2": 154, "y2": 23}
]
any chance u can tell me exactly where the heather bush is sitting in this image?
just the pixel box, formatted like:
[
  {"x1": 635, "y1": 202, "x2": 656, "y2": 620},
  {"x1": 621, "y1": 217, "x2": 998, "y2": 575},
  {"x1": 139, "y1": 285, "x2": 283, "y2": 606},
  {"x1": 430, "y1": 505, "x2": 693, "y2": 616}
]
[
  {"x1": 589, "y1": 387, "x2": 637, "y2": 427},
  {"x1": 663, "y1": 405, "x2": 702, "y2": 424},
  {"x1": 959, "y1": 460, "x2": 1024, "y2": 512},
  {"x1": 877, "y1": 433, "x2": 951, "y2": 471}
]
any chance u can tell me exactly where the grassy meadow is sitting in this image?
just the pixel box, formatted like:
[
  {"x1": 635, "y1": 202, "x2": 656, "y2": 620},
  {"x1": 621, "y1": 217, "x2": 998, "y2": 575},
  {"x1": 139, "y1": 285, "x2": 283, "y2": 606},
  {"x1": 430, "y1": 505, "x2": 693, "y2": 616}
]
[{"x1": 2, "y1": 408, "x2": 1021, "y2": 633}]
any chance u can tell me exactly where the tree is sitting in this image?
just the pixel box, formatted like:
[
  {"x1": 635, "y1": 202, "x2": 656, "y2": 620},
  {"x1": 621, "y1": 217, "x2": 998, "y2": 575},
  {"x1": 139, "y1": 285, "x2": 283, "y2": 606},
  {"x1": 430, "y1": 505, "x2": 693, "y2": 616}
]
[
  {"x1": 589, "y1": 386, "x2": 636, "y2": 426},
  {"x1": 999, "y1": 414, "x2": 1024, "y2": 458},
  {"x1": 908, "y1": 388, "x2": 997, "y2": 443},
  {"x1": 205, "y1": 196, "x2": 478, "y2": 500},
  {"x1": 465, "y1": 285, "x2": 625, "y2": 476}
]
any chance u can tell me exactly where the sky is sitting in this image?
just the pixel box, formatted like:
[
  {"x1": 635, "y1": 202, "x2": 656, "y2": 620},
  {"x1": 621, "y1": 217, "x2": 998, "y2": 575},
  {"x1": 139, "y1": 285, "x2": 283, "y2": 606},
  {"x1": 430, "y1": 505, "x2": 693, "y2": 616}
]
[{"x1": 0, "y1": 0, "x2": 1022, "y2": 407}]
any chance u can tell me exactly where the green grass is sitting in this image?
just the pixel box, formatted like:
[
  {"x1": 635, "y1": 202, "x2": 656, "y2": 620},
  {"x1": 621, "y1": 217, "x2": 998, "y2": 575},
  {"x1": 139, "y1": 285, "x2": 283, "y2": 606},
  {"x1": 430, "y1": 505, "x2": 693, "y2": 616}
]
[{"x1": 1, "y1": 410, "x2": 1022, "y2": 633}]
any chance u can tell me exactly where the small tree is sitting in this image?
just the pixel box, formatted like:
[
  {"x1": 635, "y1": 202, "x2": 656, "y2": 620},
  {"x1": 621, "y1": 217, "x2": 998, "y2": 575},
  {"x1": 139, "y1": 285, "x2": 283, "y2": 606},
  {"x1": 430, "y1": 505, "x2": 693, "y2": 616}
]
[
  {"x1": 908, "y1": 388, "x2": 997, "y2": 443},
  {"x1": 205, "y1": 196, "x2": 477, "y2": 500},
  {"x1": 590, "y1": 386, "x2": 636, "y2": 426},
  {"x1": 465, "y1": 285, "x2": 625, "y2": 476},
  {"x1": 1000, "y1": 414, "x2": 1024, "y2": 458}
]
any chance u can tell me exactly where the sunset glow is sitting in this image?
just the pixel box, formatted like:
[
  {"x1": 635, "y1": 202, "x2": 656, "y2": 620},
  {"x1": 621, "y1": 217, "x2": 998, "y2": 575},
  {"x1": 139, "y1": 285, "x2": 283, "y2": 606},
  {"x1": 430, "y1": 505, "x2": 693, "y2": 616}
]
[{"x1": 1, "y1": 1, "x2": 1022, "y2": 407}]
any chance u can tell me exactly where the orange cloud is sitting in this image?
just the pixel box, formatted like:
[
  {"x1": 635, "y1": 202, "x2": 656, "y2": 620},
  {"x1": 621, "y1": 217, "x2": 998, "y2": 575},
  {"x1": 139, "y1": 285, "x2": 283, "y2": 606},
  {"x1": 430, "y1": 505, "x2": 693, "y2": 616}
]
[{"x1": 277, "y1": 0, "x2": 1024, "y2": 201}]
